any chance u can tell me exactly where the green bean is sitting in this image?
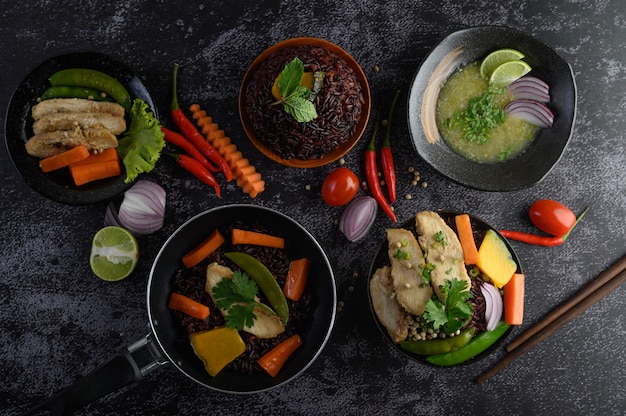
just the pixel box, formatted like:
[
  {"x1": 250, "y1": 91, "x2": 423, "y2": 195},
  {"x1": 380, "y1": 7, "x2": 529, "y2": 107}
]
[
  {"x1": 399, "y1": 327, "x2": 475, "y2": 355},
  {"x1": 425, "y1": 321, "x2": 510, "y2": 366},
  {"x1": 49, "y1": 68, "x2": 131, "y2": 111},
  {"x1": 40, "y1": 86, "x2": 114, "y2": 102}
]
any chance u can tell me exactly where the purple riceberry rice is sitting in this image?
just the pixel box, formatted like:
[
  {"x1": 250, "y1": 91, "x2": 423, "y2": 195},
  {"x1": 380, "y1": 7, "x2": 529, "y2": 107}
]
[{"x1": 244, "y1": 44, "x2": 364, "y2": 160}]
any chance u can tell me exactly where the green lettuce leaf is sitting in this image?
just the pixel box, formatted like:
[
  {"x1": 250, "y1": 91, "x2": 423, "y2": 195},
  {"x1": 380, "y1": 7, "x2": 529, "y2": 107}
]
[{"x1": 117, "y1": 99, "x2": 165, "y2": 183}]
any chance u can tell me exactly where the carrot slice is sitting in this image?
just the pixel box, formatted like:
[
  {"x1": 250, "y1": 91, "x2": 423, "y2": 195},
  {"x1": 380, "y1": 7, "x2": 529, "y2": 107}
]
[
  {"x1": 231, "y1": 229, "x2": 284, "y2": 249},
  {"x1": 182, "y1": 229, "x2": 225, "y2": 268},
  {"x1": 503, "y1": 273, "x2": 525, "y2": 325},
  {"x1": 283, "y1": 258, "x2": 311, "y2": 301},
  {"x1": 69, "y1": 158, "x2": 121, "y2": 186},
  {"x1": 455, "y1": 214, "x2": 479, "y2": 265},
  {"x1": 168, "y1": 292, "x2": 210, "y2": 320},
  {"x1": 189, "y1": 103, "x2": 265, "y2": 198},
  {"x1": 69, "y1": 148, "x2": 118, "y2": 167},
  {"x1": 39, "y1": 145, "x2": 90, "y2": 172},
  {"x1": 258, "y1": 334, "x2": 303, "y2": 377}
]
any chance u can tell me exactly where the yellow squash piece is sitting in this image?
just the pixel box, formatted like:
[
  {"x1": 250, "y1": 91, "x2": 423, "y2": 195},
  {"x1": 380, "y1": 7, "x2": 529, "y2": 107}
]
[
  {"x1": 189, "y1": 327, "x2": 246, "y2": 376},
  {"x1": 477, "y1": 230, "x2": 517, "y2": 288}
]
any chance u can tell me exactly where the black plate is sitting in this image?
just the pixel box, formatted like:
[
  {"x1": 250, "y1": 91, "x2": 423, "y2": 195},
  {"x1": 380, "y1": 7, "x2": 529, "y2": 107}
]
[
  {"x1": 4, "y1": 51, "x2": 157, "y2": 205},
  {"x1": 367, "y1": 210, "x2": 522, "y2": 366},
  {"x1": 408, "y1": 26, "x2": 577, "y2": 191},
  {"x1": 147, "y1": 205, "x2": 337, "y2": 393}
]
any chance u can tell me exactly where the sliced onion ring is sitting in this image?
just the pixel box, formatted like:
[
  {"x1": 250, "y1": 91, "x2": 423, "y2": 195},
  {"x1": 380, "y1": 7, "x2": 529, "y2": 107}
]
[
  {"x1": 117, "y1": 180, "x2": 166, "y2": 235},
  {"x1": 339, "y1": 196, "x2": 378, "y2": 242},
  {"x1": 480, "y1": 281, "x2": 503, "y2": 331},
  {"x1": 504, "y1": 99, "x2": 554, "y2": 128},
  {"x1": 508, "y1": 76, "x2": 550, "y2": 103}
]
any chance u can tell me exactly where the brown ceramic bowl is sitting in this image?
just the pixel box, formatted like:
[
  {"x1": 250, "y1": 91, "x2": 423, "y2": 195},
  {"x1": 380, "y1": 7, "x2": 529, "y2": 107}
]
[{"x1": 239, "y1": 37, "x2": 371, "y2": 168}]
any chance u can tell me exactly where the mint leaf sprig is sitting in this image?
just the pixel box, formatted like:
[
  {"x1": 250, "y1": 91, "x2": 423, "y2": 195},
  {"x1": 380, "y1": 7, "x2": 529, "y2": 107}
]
[
  {"x1": 213, "y1": 270, "x2": 260, "y2": 330},
  {"x1": 273, "y1": 57, "x2": 318, "y2": 123}
]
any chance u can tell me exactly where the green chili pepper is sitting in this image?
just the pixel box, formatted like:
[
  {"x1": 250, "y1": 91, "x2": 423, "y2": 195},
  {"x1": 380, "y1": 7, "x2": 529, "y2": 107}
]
[
  {"x1": 426, "y1": 321, "x2": 510, "y2": 366},
  {"x1": 224, "y1": 252, "x2": 289, "y2": 324},
  {"x1": 40, "y1": 85, "x2": 114, "y2": 102},
  {"x1": 400, "y1": 327, "x2": 475, "y2": 355},
  {"x1": 49, "y1": 68, "x2": 131, "y2": 111}
]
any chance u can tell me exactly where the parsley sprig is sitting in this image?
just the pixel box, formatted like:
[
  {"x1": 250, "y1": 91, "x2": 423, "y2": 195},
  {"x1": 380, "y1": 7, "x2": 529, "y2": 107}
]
[
  {"x1": 213, "y1": 271, "x2": 260, "y2": 330},
  {"x1": 423, "y1": 278, "x2": 473, "y2": 335},
  {"x1": 273, "y1": 57, "x2": 318, "y2": 123}
]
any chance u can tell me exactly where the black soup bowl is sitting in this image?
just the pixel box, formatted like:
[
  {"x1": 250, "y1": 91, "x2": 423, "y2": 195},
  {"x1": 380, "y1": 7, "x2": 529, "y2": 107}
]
[
  {"x1": 408, "y1": 26, "x2": 577, "y2": 191},
  {"x1": 23, "y1": 205, "x2": 337, "y2": 414}
]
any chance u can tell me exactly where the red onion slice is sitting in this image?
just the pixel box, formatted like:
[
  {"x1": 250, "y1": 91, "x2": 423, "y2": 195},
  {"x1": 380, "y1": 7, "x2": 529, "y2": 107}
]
[
  {"x1": 117, "y1": 180, "x2": 166, "y2": 235},
  {"x1": 504, "y1": 99, "x2": 554, "y2": 128},
  {"x1": 480, "y1": 281, "x2": 503, "y2": 331},
  {"x1": 508, "y1": 76, "x2": 550, "y2": 103}
]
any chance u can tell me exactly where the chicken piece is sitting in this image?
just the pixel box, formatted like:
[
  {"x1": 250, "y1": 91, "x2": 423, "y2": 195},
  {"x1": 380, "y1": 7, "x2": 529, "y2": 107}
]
[
  {"x1": 31, "y1": 98, "x2": 125, "y2": 120},
  {"x1": 205, "y1": 262, "x2": 285, "y2": 339},
  {"x1": 386, "y1": 228, "x2": 432, "y2": 316},
  {"x1": 370, "y1": 266, "x2": 408, "y2": 343},
  {"x1": 415, "y1": 211, "x2": 471, "y2": 301},
  {"x1": 25, "y1": 126, "x2": 118, "y2": 158},
  {"x1": 33, "y1": 112, "x2": 126, "y2": 135}
]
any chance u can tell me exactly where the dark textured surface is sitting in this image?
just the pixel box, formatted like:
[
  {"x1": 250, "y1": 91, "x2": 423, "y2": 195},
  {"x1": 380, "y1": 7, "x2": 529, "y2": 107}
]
[{"x1": 1, "y1": 1, "x2": 625, "y2": 415}]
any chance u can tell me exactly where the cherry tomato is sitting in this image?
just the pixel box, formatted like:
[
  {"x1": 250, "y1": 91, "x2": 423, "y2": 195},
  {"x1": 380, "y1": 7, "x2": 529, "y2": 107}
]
[
  {"x1": 528, "y1": 199, "x2": 576, "y2": 237},
  {"x1": 321, "y1": 167, "x2": 360, "y2": 206}
]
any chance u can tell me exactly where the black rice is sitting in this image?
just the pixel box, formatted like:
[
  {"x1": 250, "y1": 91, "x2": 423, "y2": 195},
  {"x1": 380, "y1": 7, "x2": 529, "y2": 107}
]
[
  {"x1": 170, "y1": 221, "x2": 313, "y2": 374},
  {"x1": 244, "y1": 44, "x2": 365, "y2": 160}
]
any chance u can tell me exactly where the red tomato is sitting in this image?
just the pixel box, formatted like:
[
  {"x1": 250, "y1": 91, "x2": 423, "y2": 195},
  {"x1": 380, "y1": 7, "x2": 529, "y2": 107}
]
[
  {"x1": 321, "y1": 167, "x2": 360, "y2": 206},
  {"x1": 528, "y1": 199, "x2": 576, "y2": 237}
]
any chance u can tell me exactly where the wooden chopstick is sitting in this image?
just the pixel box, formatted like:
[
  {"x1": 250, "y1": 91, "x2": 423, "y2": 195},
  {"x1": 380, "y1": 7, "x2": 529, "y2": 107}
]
[{"x1": 476, "y1": 254, "x2": 626, "y2": 384}]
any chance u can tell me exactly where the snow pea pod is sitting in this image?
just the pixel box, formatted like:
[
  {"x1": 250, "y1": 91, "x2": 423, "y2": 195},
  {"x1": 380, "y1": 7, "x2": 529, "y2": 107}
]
[
  {"x1": 49, "y1": 68, "x2": 131, "y2": 111},
  {"x1": 399, "y1": 327, "x2": 475, "y2": 355},
  {"x1": 426, "y1": 321, "x2": 510, "y2": 366},
  {"x1": 224, "y1": 252, "x2": 289, "y2": 324},
  {"x1": 40, "y1": 86, "x2": 114, "y2": 102}
]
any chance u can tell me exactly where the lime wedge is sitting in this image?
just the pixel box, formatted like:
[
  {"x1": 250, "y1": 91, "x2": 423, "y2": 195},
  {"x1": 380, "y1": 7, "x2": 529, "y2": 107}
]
[
  {"x1": 489, "y1": 60, "x2": 532, "y2": 86},
  {"x1": 480, "y1": 48, "x2": 525, "y2": 79},
  {"x1": 90, "y1": 226, "x2": 138, "y2": 281}
]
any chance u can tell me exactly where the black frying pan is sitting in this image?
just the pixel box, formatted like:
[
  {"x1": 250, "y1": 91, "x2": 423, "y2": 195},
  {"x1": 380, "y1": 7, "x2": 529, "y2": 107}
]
[{"x1": 23, "y1": 205, "x2": 337, "y2": 415}]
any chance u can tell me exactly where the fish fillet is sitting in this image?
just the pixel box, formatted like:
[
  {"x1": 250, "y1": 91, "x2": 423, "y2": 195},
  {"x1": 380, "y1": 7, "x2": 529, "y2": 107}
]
[
  {"x1": 370, "y1": 266, "x2": 408, "y2": 343},
  {"x1": 415, "y1": 211, "x2": 471, "y2": 301},
  {"x1": 25, "y1": 127, "x2": 118, "y2": 158},
  {"x1": 386, "y1": 228, "x2": 432, "y2": 316},
  {"x1": 33, "y1": 112, "x2": 126, "y2": 135},
  {"x1": 31, "y1": 98, "x2": 125, "y2": 120}
]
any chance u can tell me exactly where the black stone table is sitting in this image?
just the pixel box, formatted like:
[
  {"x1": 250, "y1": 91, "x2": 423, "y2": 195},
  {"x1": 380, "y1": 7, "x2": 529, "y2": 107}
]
[{"x1": 2, "y1": 1, "x2": 625, "y2": 415}]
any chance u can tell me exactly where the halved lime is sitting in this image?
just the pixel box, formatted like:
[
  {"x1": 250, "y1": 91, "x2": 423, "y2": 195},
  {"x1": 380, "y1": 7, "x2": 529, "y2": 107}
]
[
  {"x1": 489, "y1": 60, "x2": 532, "y2": 86},
  {"x1": 480, "y1": 48, "x2": 525, "y2": 79},
  {"x1": 90, "y1": 226, "x2": 138, "y2": 281}
]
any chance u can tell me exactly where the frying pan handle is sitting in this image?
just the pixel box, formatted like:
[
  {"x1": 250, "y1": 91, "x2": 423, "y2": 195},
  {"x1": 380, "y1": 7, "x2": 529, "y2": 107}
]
[{"x1": 21, "y1": 334, "x2": 167, "y2": 416}]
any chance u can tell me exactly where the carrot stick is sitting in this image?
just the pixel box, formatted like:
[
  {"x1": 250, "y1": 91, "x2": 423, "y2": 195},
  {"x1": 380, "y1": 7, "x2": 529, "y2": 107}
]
[
  {"x1": 455, "y1": 214, "x2": 480, "y2": 265},
  {"x1": 69, "y1": 148, "x2": 118, "y2": 167},
  {"x1": 503, "y1": 273, "x2": 525, "y2": 325},
  {"x1": 283, "y1": 258, "x2": 311, "y2": 301},
  {"x1": 69, "y1": 158, "x2": 121, "y2": 186},
  {"x1": 258, "y1": 334, "x2": 303, "y2": 377},
  {"x1": 231, "y1": 228, "x2": 284, "y2": 249},
  {"x1": 182, "y1": 229, "x2": 225, "y2": 268},
  {"x1": 189, "y1": 103, "x2": 265, "y2": 198},
  {"x1": 39, "y1": 145, "x2": 90, "y2": 172},
  {"x1": 168, "y1": 292, "x2": 210, "y2": 320}
]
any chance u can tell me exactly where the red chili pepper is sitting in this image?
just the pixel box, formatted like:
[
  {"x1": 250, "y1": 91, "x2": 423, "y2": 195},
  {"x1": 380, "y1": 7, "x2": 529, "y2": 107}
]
[
  {"x1": 161, "y1": 126, "x2": 220, "y2": 173},
  {"x1": 380, "y1": 90, "x2": 401, "y2": 204},
  {"x1": 365, "y1": 111, "x2": 396, "y2": 223},
  {"x1": 171, "y1": 64, "x2": 232, "y2": 181},
  {"x1": 499, "y1": 230, "x2": 564, "y2": 246},
  {"x1": 167, "y1": 152, "x2": 221, "y2": 197},
  {"x1": 500, "y1": 206, "x2": 589, "y2": 247}
]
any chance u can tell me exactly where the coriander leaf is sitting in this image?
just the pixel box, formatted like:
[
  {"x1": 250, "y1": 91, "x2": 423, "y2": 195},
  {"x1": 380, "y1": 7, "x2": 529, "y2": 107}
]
[
  {"x1": 226, "y1": 303, "x2": 257, "y2": 330},
  {"x1": 231, "y1": 270, "x2": 260, "y2": 300},
  {"x1": 117, "y1": 99, "x2": 165, "y2": 183},
  {"x1": 278, "y1": 57, "x2": 305, "y2": 98},
  {"x1": 423, "y1": 278, "x2": 473, "y2": 335},
  {"x1": 211, "y1": 271, "x2": 260, "y2": 330}
]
